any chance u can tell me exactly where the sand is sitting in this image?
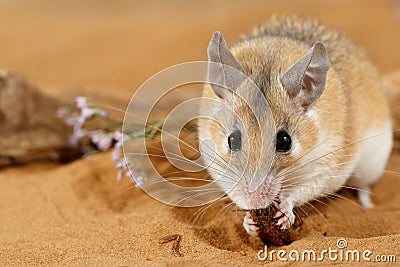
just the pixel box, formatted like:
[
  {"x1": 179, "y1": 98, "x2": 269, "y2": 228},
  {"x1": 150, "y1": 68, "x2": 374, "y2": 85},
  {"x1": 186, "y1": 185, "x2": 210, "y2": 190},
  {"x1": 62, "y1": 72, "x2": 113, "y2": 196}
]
[{"x1": 0, "y1": 1, "x2": 400, "y2": 266}]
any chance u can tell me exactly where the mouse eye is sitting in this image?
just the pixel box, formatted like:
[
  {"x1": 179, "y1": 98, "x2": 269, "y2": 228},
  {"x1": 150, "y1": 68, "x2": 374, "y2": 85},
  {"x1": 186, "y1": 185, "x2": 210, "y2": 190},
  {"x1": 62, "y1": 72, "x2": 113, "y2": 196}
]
[
  {"x1": 228, "y1": 130, "x2": 242, "y2": 151},
  {"x1": 275, "y1": 130, "x2": 292, "y2": 153}
]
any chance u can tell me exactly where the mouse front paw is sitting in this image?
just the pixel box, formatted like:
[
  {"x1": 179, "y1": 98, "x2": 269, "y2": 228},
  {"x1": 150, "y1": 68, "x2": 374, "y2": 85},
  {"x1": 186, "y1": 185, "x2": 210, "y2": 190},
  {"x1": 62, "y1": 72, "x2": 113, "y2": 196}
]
[
  {"x1": 243, "y1": 211, "x2": 259, "y2": 237},
  {"x1": 274, "y1": 200, "x2": 295, "y2": 230}
]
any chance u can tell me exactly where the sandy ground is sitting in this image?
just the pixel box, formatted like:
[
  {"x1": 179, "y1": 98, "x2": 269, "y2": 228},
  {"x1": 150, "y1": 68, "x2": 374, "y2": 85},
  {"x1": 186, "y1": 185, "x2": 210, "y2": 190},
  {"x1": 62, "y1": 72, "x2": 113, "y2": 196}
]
[{"x1": 0, "y1": 1, "x2": 400, "y2": 266}]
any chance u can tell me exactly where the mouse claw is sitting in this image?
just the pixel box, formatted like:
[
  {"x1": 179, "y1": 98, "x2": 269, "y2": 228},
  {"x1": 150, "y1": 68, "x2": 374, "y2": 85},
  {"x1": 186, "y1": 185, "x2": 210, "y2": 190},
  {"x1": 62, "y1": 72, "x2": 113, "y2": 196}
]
[
  {"x1": 276, "y1": 214, "x2": 295, "y2": 230},
  {"x1": 274, "y1": 210, "x2": 283, "y2": 218},
  {"x1": 243, "y1": 211, "x2": 259, "y2": 237},
  {"x1": 275, "y1": 200, "x2": 295, "y2": 230}
]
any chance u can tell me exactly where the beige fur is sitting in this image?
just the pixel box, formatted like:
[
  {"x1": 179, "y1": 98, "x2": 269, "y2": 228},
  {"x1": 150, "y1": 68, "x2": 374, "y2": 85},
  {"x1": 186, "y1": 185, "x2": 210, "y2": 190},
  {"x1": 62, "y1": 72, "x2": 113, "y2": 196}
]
[{"x1": 198, "y1": 17, "x2": 392, "y2": 220}]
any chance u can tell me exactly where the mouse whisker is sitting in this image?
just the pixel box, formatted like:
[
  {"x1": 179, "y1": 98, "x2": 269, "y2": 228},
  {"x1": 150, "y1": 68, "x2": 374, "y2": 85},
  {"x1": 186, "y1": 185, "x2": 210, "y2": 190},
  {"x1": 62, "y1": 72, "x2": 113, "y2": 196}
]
[
  {"x1": 150, "y1": 129, "x2": 243, "y2": 180},
  {"x1": 308, "y1": 187, "x2": 366, "y2": 210},
  {"x1": 382, "y1": 169, "x2": 400, "y2": 176},
  {"x1": 278, "y1": 129, "x2": 399, "y2": 182},
  {"x1": 303, "y1": 201, "x2": 333, "y2": 230},
  {"x1": 279, "y1": 157, "x2": 359, "y2": 185},
  {"x1": 189, "y1": 196, "x2": 231, "y2": 226},
  {"x1": 172, "y1": 188, "x2": 227, "y2": 206},
  {"x1": 124, "y1": 148, "x2": 240, "y2": 181},
  {"x1": 217, "y1": 201, "x2": 238, "y2": 219},
  {"x1": 197, "y1": 138, "x2": 244, "y2": 178},
  {"x1": 278, "y1": 157, "x2": 360, "y2": 186}
]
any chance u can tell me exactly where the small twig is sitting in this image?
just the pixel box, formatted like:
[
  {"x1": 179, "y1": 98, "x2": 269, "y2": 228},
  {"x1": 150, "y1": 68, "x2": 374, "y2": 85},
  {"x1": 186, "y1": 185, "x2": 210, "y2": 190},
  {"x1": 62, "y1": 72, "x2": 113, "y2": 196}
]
[
  {"x1": 146, "y1": 119, "x2": 165, "y2": 139},
  {"x1": 158, "y1": 234, "x2": 183, "y2": 257}
]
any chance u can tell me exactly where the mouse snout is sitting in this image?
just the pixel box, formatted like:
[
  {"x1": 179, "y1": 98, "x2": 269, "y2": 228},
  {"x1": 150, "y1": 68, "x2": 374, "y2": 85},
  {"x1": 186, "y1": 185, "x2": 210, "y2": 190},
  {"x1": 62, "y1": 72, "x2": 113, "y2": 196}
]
[{"x1": 243, "y1": 176, "x2": 275, "y2": 209}]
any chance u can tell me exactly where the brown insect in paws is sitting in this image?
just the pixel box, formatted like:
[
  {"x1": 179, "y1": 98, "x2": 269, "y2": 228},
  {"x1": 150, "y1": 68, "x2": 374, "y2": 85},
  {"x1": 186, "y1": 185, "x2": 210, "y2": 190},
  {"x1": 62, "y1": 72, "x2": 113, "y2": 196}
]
[{"x1": 250, "y1": 205, "x2": 302, "y2": 245}]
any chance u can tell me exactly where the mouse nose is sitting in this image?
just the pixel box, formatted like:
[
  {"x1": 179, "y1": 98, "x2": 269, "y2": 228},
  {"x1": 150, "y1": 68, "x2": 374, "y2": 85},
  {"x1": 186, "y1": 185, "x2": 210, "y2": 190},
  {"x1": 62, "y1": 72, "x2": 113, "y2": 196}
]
[
  {"x1": 243, "y1": 175, "x2": 274, "y2": 209},
  {"x1": 246, "y1": 185, "x2": 273, "y2": 209},
  {"x1": 248, "y1": 193, "x2": 267, "y2": 209},
  {"x1": 248, "y1": 174, "x2": 265, "y2": 193}
]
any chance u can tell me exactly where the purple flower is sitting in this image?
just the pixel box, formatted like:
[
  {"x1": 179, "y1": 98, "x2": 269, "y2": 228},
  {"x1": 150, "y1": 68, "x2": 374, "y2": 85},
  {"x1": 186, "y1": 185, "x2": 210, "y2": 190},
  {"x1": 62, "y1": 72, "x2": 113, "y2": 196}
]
[
  {"x1": 89, "y1": 130, "x2": 114, "y2": 151},
  {"x1": 99, "y1": 110, "x2": 108, "y2": 117},
  {"x1": 65, "y1": 115, "x2": 79, "y2": 126},
  {"x1": 70, "y1": 127, "x2": 86, "y2": 146},
  {"x1": 59, "y1": 95, "x2": 147, "y2": 185},
  {"x1": 79, "y1": 107, "x2": 97, "y2": 124},
  {"x1": 117, "y1": 170, "x2": 124, "y2": 181},
  {"x1": 56, "y1": 107, "x2": 69, "y2": 118},
  {"x1": 113, "y1": 130, "x2": 122, "y2": 142},
  {"x1": 76, "y1": 96, "x2": 89, "y2": 109},
  {"x1": 112, "y1": 147, "x2": 121, "y2": 162}
]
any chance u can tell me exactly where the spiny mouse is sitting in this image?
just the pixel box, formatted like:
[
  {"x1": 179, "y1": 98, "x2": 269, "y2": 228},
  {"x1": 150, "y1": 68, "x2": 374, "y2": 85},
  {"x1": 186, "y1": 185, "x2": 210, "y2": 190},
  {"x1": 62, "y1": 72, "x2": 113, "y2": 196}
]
[{"x1": 198, "y1": 17, "x2": 393, "y2": 238}]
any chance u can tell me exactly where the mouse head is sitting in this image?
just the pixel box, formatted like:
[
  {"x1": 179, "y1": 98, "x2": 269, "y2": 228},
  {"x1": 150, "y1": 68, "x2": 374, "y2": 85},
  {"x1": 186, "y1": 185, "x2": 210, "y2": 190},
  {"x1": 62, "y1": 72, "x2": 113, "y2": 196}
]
[{"x1": 200, "y1": 31, "x2": 331, "y2": 209}]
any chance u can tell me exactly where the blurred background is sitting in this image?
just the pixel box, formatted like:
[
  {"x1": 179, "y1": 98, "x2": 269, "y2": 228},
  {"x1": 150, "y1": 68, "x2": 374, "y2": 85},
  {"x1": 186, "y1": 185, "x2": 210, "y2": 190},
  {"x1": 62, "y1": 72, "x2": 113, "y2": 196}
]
[
  {"x1": 0, "y1": 2, "x2": 399, "y2": 265},
  {"x1": 0, "y1": 0, "x2": 399, "y2": 101}
]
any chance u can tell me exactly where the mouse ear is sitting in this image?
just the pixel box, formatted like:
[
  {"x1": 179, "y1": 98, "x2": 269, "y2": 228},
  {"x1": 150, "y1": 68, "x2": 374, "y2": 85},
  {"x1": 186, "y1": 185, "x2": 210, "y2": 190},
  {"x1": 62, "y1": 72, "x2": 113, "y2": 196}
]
[
  {"x1": 207, "y1": 31, "x2": 245, "y2": 99},
  {"x1": 280, "y1": 42, "x2": 331, "y2": 109}
]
